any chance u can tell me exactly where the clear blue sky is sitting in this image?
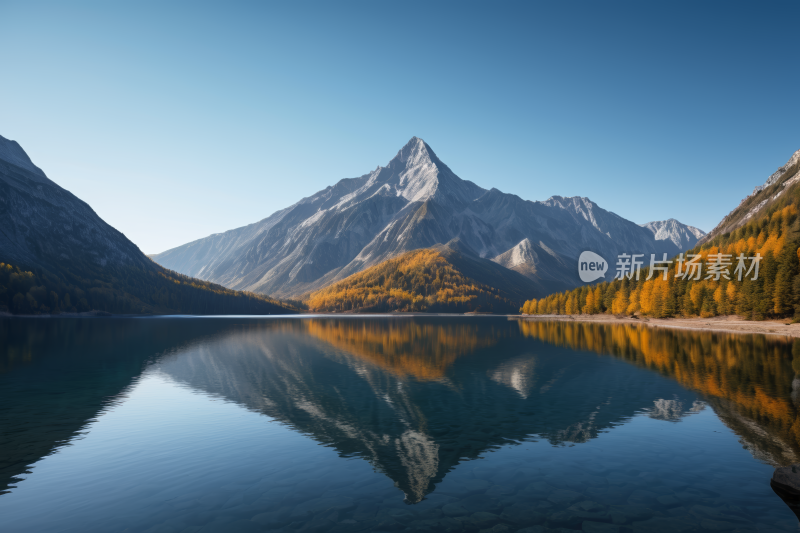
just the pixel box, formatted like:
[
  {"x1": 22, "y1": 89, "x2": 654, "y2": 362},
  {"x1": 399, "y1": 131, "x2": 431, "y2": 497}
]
[{"x1": 1, "y1": 1, "x2": 798, "y2": 254}]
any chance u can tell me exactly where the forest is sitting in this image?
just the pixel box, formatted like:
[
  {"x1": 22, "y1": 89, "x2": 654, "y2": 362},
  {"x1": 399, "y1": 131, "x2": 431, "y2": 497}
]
[
  {"x1": 307, "y1": 249, "x2": 520, "y2": 313},
  {"x1": 521, "y1": 185, "x2": 800, "y2": 321},
  {"x1": 0, "y1": 259, "x2": 297, "y2": 315}
]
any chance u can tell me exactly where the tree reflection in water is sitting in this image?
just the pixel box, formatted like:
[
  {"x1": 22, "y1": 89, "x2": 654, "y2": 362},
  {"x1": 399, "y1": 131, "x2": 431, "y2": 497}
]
[{"x1": 518, "y1": 320, "x2": 800, "y2": 466}]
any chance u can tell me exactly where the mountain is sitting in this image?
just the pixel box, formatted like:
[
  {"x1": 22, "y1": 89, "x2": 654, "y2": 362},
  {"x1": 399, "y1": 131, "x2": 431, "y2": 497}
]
[
  {"x1": 0, "y1": 136, "x2": 150, "y2": 271},
  {"x1": 640, "y1": 219, "x2": 705, "y2": 251},
  {"x1": 699, "y1": 147, "x2": 800, "y2": 244},
  {"x1": 153, "y1": 137, "x2": 686, "y2": 298},
  {"x1": 490, "y1": 237, "x2": 574, "y2": 289},
  {"x1": 0, "y1": 135, "x2": 295, "y2": 315},
  {"x1": 306, "y1": 240, "x2": 549, "y2": 313}
]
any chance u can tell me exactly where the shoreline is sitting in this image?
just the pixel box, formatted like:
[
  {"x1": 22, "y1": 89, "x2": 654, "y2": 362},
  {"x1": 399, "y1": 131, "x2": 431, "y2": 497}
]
[
  {"x1": 4, "y1": 311, "x2": 799, "y2": 340},
  {"x1": 517, "y1": 314, "x2": 800, "y2": 339}
]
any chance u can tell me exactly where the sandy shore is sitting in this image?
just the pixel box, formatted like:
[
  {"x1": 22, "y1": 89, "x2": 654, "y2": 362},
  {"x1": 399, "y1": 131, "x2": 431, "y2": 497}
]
[{"x1": 518, "y1": 313, "x2": 800, "y2": 339}]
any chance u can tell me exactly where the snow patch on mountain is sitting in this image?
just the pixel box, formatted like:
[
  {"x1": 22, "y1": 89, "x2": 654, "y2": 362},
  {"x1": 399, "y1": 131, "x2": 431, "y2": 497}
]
[
  {"x1": 493, "y1": 239, "x2": 536, "y2": 269},
  {"x1": 742, "y1": 199, "x2": 769, "y2": 223},
  {"x1": 640, "y1": 219, "x2": 706, "y2": 252},
  {"x1": 752, "y1": 148, "x2": 800, "y2": 196}
]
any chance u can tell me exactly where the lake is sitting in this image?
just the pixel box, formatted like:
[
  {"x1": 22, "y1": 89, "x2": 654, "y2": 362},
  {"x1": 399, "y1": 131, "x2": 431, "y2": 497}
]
[{"x1": 1, "y1": 316, "x2": 799, "y2": 532}]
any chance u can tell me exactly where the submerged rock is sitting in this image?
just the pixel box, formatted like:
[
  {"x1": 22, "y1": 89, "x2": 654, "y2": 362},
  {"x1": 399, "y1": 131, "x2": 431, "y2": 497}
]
[
  {"x1": 582, "y1": 521, "x2": 620, "y2": 533},
  {"x1": 568, "y1": 500, "x2": 607, "y2": 516},
  {"x1": 463, "y1": 479, "x2": 490, "y2": 493},
  {"x1": 514, "y1": 527, "x2": 548, "y2": 533},
  {"x1": 771, "y1": 464, "x2": 800, "y2": 521},
  {"x1": 442, "y1": 502, "x2": 470, "y2": 517},
  {"x1": 547, "y1": 488, "x2": 583, "y2": 506},
  {"x1": 499, "y1": 503, "x2": 544, "y2": 525},
  {"x1": 479, "y1": 525, "x2": 510, "y2": 533},
  {"x1": 546, "y1": 510, "x2": 584, "y2": 529},
  {"x1": 772, "y1": 465, "x2": 800, "y2": 495},
  {"x1": 630, "y1": 516, "x2": 696, "y2": 533},
  {"x1": 655, "y1": 494, "x2": 680, "y2": 507},
  {"x1": 470, "y1": 511, "x2": 501, "y2": 529}
]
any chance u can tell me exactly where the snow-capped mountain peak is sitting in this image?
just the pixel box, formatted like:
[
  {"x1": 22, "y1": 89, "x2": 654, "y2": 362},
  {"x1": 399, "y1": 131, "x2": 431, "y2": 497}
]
[
  {"x1": 388, "y1": 137, "x2": 433, "y2": 168},
  {"x1": 392, "y1": 138, "x2": 442, "y2": 203},
  {"x1": 378, "y1": 137, "x2": 484, "y2": 206},
  {"x1": 302, "y1": 137, "x2": 483, "y2": 216},
  {"x1": 640, "y1": 219, "x2": 705, "y2": 251}
]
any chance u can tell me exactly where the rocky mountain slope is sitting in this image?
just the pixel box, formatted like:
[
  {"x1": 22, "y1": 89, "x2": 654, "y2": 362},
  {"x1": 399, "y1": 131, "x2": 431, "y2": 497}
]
[
  {"x1": 640, "y1": 219, "x2": 706, "y2": 251},
  {"x1": 154, "y1": 138, "x2": 693, "y2": 298},
  {"x1": 0, "y1": 135, "x2": 151, "y2": 272},
  {"x1": 0, "y1": 134, "x2": 294, "y2": 315},
  {"x1": 699, "y1": 148, "x2": 800, "y2": 244}
]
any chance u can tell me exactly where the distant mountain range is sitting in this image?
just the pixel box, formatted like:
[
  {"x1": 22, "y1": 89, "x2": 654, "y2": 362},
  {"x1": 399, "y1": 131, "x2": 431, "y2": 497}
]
[
  {"x1": 153, "y1": 137, "x2": 700, "y2": 299},
  {"x1": 0, "y1": 135, "x2": 295, "y2": 315}
]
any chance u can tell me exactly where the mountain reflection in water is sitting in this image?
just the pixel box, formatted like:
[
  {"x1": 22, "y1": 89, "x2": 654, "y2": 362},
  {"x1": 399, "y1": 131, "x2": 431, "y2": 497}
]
[
  {"x1": 1, "y1": 316, "x2": 798, "y2": 516},
  {"x1": 150, "y1": 318, "x2": 791, "y2": 503}
]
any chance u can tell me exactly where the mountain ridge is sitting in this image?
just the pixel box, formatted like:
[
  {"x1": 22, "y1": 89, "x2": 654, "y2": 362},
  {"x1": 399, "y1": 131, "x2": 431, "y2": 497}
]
[
  {"x1": 0, "y1": 134, "x2": 151, "y2": 272},
  {"x1": 0, "y1": 134, "x2": 296, "y2": 315},
  {"x1": 699, "y1": 147, "x2": 800, "y2": 244},
  {"x1": 153, "y1": 137, "x2": 695, "y2": 298}
]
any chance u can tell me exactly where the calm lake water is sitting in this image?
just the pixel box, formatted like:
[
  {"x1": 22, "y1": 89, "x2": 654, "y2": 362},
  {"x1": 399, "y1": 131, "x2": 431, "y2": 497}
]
[{"x1": 1, "y1": 317, "x2": 799, "y2": 533}]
